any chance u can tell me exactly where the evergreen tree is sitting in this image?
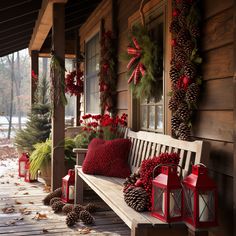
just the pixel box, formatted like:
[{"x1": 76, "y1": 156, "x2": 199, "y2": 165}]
[{"x1": 14, "y1": 77, "x2": 51, "y2": 152}]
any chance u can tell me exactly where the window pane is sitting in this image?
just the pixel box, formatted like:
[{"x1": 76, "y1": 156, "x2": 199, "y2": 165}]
[
  {"x1": 149, "y1": 106, "x2": 155, "y2": 129},
  {"x1": 157, "y1": 105, "x2": 163, "y2": 130},
  {"x1": 140, "y1": 105, "x2": 147, "y2": 129},
  {"x1": 85, "y1": 33, "x2": 100, "y2": 114}
]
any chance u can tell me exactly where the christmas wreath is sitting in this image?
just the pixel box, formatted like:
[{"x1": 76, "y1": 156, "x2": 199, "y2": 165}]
[
  {"x1": 99, "y1": 30, "x2": 116, "y2": 114},
  {"x1": 124, "y1": 24, "x2": 162, "y2": 99},
  {"x1": 168, "y1": 0, "x2": 202, "y2": 140},
  {"x1": 65, "y1": 70, "x2": 84, "y2": 96}
]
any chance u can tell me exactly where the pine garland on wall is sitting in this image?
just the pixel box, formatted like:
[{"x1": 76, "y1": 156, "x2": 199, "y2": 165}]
[
  {"x1": 169, "y1": 0, "x2": 202, "y2": 140},
  {"x1": 99, "y1": 25, "x2": 117, "y2": 115}
]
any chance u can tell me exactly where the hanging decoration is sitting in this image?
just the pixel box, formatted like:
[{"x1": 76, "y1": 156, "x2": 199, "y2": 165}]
[
  {"x1": 50, "y1": 51, "x2": 67, "y2": 109},
  {"x1": 169, "y1": 0, "x2": 202, "y2": 141},
  {"x1": 99, "y1": 28, "x2": 117, "y2": 115},
  {"x1": 65, "y1": 70, "x2": 84, "y2": 96}
]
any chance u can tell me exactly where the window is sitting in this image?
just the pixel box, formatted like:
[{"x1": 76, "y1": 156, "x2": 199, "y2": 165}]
[
  {"x1": 85, "y1": 33, "x2": 100, "y2": 114},
  {"x1": 140, "y1": 13, "x2": 164, "y2": 133}
]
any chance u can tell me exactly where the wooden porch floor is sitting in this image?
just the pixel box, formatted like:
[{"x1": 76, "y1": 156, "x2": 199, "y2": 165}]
[{"x1": 0, "y1": 156, "x2": 130, "y2": 235}]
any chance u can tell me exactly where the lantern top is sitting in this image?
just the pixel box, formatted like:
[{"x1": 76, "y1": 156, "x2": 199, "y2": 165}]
[
  {"x1": 183, "y1": 164, "x2": 216, "y2": 189},
  {"x1": 68, "y1": 169, "x2": 75, "y2": 176},
  {"x1": 19, "y1": 153, "x2": 29, "y2": 161},
  {"x1": 153, "y1": 165, "x2": 181, "y2": 188}
]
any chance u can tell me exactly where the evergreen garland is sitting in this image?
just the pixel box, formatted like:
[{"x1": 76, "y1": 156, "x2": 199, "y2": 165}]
[
  {"x1": 50, "y1": 52, "x2": 67, "y2": 110},
  {"x1": 124, "y1": 24, "x2": 162, "y2": 99},
  {"x1": 169, "y1": 0, "x2": 202, "y2": 140},
  {"x1": 99, "y1": 30, "x2": 117, "y2": 115}
]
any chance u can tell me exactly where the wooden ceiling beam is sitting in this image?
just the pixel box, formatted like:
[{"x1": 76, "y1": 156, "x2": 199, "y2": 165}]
[{"x1": 28, "y1": 0, "x2": 68, "y2": 54}]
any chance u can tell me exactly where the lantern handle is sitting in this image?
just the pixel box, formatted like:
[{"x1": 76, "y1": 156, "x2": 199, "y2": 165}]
[
  {"x1": 152, "y1": 163, "x2": 183, "y2": 179},
  {"x1": 194, "y1": 163, "x2": 206, "y2": 167}
]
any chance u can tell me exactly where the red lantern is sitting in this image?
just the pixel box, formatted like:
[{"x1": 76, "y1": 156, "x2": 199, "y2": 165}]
[
  {"x1": 61, "y1": 169, "x2": 75, "y2": 203},
  {"x1": 151, "y1": 165, "x2": 183, "y2": 223},
  {"x1": 24, "y1": 161, "x2": 37, "y2": 182},
  {"x1": 18, "y1": 153, "x2": 29, "y2": 177},
  {"x1": 182, "y1": 164, "x2": 217, "y2": 229}
]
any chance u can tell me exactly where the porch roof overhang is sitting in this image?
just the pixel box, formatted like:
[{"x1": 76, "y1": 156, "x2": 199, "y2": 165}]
[{"x1": 0, "y1": 0, "x2": 102, "y2": 58}]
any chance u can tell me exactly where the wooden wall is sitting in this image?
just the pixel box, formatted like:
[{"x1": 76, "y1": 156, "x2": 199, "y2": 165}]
[{"x1": 192, "y1": 0, "x2": 234, "y2": 235}]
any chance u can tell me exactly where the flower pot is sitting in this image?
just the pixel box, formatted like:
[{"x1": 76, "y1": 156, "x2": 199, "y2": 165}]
[{"x1": 39, "y1": 160, "x2": 51, "y2": 186}]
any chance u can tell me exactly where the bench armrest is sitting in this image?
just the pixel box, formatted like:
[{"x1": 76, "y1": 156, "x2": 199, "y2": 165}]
[{"x1": 73, "y1": 148, "x2": 88, "y2": 165}]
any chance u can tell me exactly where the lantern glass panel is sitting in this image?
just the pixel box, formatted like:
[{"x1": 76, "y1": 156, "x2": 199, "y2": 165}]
[
  {"x1": 199, "y1": 190, "x2": 215, "y2": 222},
  {"x1": 62, "y1": 180, "x2": 67, "y2": 199},
  {"x1": 169, "y1": 189, "x2": 182, "y2": 217},
  {"x1": 184, "y1": 187, "x2": 194, "y2": 219},
  {"x1": 153, "y1": 186, "x2": 165, "y2": 216}
]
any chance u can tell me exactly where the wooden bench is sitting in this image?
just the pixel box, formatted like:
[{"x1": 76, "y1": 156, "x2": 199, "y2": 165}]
[{"x1": 73, "y1": 130, "x2": 210, "y2": 236}]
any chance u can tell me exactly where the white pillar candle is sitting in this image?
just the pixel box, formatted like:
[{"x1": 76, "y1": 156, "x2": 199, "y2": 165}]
[
  {"x1": 199, "y1": 194, "x2": 209, "y2": 221},
  {"x1": 162, "y1": 192, "x2": 175, "y2": 216},
  {"x1": 69, "y1": 185, "x2": 75, "y2": 200}
]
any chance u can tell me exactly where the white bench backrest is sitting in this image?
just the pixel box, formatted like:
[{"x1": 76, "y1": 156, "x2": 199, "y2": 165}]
[{"x1": 125, "y1": 130, "x2": 209, "y2": 176}]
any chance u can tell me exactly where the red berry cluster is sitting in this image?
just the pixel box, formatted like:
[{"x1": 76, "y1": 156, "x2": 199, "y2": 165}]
[{"x1": 139, "y1": 153, "x2": 180, "y2": 210}]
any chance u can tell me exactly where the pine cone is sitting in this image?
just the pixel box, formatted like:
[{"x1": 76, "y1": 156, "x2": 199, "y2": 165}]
[
  {"x1": 172, "y1": 89, "x2": 185, "y2": 105},
  {"x1": 50, "y1": 197, "x2": 61, "y2": 206},
  {"x1": 183, "y1": 44, "x2": 194, "y2": 57},
  {"x1": 171, "y1": 113, "x2": 181, "y2": 132},
  {"x1": 62, "y1": 204, "x2": 74, "y2": 215},
  {"x1": 184, "y1": 62, "x2": 196, "y2": 80},
  {"x1": 73, "y1": 204, "x2": 84, "y2": 216},
  {"x1": 168, "y1": 96, "x2": 178, "y2": 111},
  {"x1": 84, "y1": 203, "x2": 98, "y2": 213},
  {"x1": 178, "y1": 11, "x2": 187, "y2": 28},
  {"x1": 52, "y1": 201, "x2": 65, "y2": 213},
  {"x1": 79, "y1": 210, "x2": 94, "y2": 225},
  {"x1": 177, "y1": 29, "x2": 191, "y2": 47},
  {"x1": 186, "y1": 83, "x2": 200, "y2": 105},
  {"x1": 177, "y1": 123, "x2": 191, "y2": 140},
  {"x1": 174, "y1": 46, "x2": 187, "y2": 66},
  {"x1": 43, "y1": 187, "x2": 62, "y2": 205},
  {"x1": 189, "y1": 25, "x2": 200, "y2": 38},
  {"x1": 170, "y1": 66, "x2": 180, "y2": 85},
  {"x1": 124, "y1": 187, "x2": 148, "y2": 212},
  {"x1": 178, "y1": 1, "x2": 191, "y2": 15},
  {"x1": 177, "y1": 102, "x2": 191, "y2": 121},
  {"x1": 169, "y1": 20, "x2": 180, "y2": 34},
  {"x1": 66, "y1": 211, "x2": 78, "y2": 227},
  {"x1": 123, "y1": 173, "x2": 140, "y2": 187}
]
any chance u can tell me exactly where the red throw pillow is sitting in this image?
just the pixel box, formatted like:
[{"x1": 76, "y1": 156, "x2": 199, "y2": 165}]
[{"x1": 82, "y1": 138, "x2": 131, "y2": 178}]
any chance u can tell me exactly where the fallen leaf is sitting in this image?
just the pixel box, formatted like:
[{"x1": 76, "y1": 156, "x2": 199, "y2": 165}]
[
  {"x1": 6, "y1": 181, "x2": 9, "y2": 184},
  {"x1": 0, "y1": 175, "x2": 4, "y2": 178},
  {"x1": 29, "y1": 201, "x2": 34, "y2": 204},
  {"x1": 1, "y1": 182, "x2": 5, "y2": 184},
  {"x1": 32, "y1": 212, "x2": 48, "y2": 220},
  {"x1": 18, "y1": 187, "x2": 26, "y2": 191},
  {"x1": 5, "y1": 220, "x2": 16, "y2": 226},
  {"x1": 9, "y1": 174, "x2": 14, "y2": 178},
  {"x1": 43, "y1": 186, "x2": 51, "y2": 193},
  {"x1": 31, "y1": 185, "x2": 38, "y2": 188},
  {"x1": 2, "y1": 207, "x2": 15, "y2": 214},
  {"x1": 42, "y1": 229, "x2": 49, "y2": 233},
  {"x1": 19, "y1": 208, "x2": 31, "y2": 215},
  {"x1": 78, "y1": 227, "x2": 91, "y2": 234},
  {"x1": 23, "y1": 192, "x2": 29, "y2": 195},
  {"x1": 14, "y1": 183, "x2": 20, "y2": 186},
  {"x1": 15, "y1": 200, "x2": 22, "y2": 205}
]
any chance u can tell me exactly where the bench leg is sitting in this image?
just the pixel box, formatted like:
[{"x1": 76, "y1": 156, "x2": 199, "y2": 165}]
[{"x1": 74, "y1": 165, "x2": 84, "y2": 205}]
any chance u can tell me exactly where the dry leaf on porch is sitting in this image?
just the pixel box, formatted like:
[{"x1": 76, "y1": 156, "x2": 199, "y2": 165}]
[
  {"x1": 14, "y1": 183, "x2": 21, "y2": 186},
  {"x1": 31, "y1": 185, "x2": 38, "y2": 188},
  {"x1": 32, "y1": 212, "x2": 48, "y2": 220},
  {"x1": 15, "y1": 200, "x2": 22, "y2": 205},
  {"x1": 9, "y1": 174, "x2": 14, "y2": 178},
  {"x1": 18, "y1": 187, "x2": 26, "y2": 191},
  {"x1": 42, "y1": 229, "x2": 49, "y2": 233},
  {"x1": 19, "y1": 208, "x2": 31, "y2": 215},
  {"x1": 29, "y1": 201, "x2": 34, "y2": 204},
  {"x1": 5, "y1": 217, "x2": 24, "y2": 226},
  {"x1": 2, "y1": 206, "x2": 15, "y2": 214},
  {"x1": 43, "y1": 186, "x2": 51, "y2": 193},
  {"x1": 23, "y1": 192, "x2": 29, "y2": 195},
  {"x1": 78, "y1": 227, "x2": 92, "y2": 234},
  {"x1": 0, "y1": 175, "x2": 4, "y2": 178}
]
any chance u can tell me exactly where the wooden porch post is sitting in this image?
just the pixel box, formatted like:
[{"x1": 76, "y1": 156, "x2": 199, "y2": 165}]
[
  {"x1": 75, "y1": 30, "x2": 81, "y2": 126},
  {"x1": 31, "y1": 50, "x2": 38, "y2": 106},
  {"x1": 51, "y1": 3, "x2": 65, "y2": 190}
]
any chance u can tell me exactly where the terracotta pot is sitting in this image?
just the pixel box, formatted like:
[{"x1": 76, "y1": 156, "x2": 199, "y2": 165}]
[{"x1": 40, "y1": 160, "x2": 51, "y2": 186}]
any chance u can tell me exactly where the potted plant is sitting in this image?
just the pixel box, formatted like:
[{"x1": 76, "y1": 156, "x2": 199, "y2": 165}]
[{"x1": 29, "y1": 138, "x2": 76, "y2": 186}]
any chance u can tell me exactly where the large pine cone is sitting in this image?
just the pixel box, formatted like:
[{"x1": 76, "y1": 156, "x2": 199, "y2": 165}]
[
  {"x1": 66, "y1": 211, "x2": 78, "y2": 227},
  {"x1": 73, "y1": 204, "x2": 84, "y2": 217},
  {"x1": 123, "y1": 173, "x2": 140, "y2": 187},
  {"x1": 171, "y1": 113, "x2": 181, "y2": 132},
  {"x1": 177, "y1": 102, "x2": 191, "y2": 122},
  {"x1": 124, "y1": 187, "x2": 148, "y2": 212},
  {"x1": 169, "y1": 20, "x2": 180, "y2": 34},
  {"x1": 49, "y1": 197, "x2": 61, "y2": 206},
  {"x1": 43, "y1": 187, "x2": 62, "y2": 205},
  {"x1": 172, "y1": 89, "x2": 185, "y2": 105},
  {"x1": 186, "y1": 83, "x2": 200, "y2": 105},
  {"x1": 62, "y1": 204, "x2": 74, "y2": 215},
  {"x1": 52, "y1": 201, "x2": 65, "y2": 213},
  {"x1": 177, "y1": 123, "x2": 191, "y2": 141},
  {"x1": 183, "y1": 44, "x2": 194, "y2": 57},
  {"x1": 168, "y1": 96, "x2": 179, "y2": 111},
  {"x1": 170, "y1": 66, "x2": 180, "y2": 85},
  {"x1": 79, "y1": 210, "x2": 94, "y2": 225},
  {"x1": 84, "y1": 203, "x2": 98, "y2": 213},
  {"x1": 173, "y1": 46, "x2": 187, "y2": 66},
  {"x1": 184, "y1": 62, "x2": 196, "y2": 80},
  {"x1": 177, "y1": 29, "x2": 191, "y2": 47}
]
